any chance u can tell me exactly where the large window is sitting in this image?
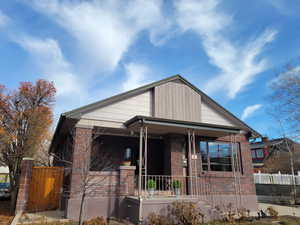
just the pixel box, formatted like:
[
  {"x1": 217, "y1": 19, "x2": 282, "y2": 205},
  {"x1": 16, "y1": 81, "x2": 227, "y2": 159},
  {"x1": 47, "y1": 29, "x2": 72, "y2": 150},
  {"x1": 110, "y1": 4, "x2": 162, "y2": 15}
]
[{"x1": 199, "y1": 141, "x2": 242, "y2": 172}]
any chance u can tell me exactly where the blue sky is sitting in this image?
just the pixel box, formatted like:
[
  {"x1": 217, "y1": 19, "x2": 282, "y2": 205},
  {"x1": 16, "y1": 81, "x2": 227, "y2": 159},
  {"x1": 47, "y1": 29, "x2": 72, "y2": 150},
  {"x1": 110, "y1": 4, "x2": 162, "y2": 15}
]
[{"x1": 0, "y1": 0, "x2": 300, "y2": 139}]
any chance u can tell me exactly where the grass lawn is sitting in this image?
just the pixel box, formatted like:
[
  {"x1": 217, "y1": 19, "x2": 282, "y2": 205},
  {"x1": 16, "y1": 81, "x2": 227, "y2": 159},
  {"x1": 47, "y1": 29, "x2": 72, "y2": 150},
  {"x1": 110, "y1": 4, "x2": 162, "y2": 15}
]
[{"x1": 0, "y1": 199, "x2": 13, "y2": 225}]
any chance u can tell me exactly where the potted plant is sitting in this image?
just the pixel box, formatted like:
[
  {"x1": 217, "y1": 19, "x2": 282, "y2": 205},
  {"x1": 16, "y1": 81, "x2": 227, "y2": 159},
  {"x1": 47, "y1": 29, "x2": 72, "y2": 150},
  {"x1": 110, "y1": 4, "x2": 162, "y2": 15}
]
[
  {"x1": 122, "y1": 148, "x2": 132, "y2": 166},
  {"x1": 147, "y1": 179, "x2": 156, "y2": 198},
  {"x1": 172, "y1": 180, "x2": 182, "y2": 197}
]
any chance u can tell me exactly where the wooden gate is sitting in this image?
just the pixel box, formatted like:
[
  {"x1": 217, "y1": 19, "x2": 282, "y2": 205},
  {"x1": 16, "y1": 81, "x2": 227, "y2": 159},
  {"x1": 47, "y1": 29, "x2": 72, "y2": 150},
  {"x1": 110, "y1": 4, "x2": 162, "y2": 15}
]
[{"x1": 27, "y1": 167, "x2": 64, "y2": 212}]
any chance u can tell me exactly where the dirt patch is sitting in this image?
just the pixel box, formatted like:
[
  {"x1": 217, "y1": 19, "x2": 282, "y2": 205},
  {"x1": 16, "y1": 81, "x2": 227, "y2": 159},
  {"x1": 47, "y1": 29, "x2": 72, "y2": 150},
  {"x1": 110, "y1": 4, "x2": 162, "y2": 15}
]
[{"x1": 0, "y1": 199, "x2": 13, "y2": 225}]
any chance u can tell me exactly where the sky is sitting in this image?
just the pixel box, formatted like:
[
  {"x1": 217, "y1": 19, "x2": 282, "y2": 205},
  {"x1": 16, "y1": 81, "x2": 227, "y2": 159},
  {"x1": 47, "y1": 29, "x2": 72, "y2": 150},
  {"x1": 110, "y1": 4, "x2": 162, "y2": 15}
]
[{"x1": 0, "y1": 0, "x2": 300, "y2": 139}]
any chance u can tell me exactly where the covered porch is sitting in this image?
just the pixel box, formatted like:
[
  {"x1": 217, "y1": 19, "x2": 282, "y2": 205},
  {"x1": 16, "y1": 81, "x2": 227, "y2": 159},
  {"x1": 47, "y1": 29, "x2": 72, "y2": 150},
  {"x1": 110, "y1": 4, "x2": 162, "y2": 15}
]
[{"x1": 92, "y1": 116, "x2": 244, "y2": 199}]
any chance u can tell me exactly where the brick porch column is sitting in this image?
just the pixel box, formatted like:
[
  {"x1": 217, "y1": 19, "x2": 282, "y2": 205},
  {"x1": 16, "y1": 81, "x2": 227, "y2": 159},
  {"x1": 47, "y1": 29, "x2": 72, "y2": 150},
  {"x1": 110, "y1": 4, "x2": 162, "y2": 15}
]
[
  {"x1": 119, "y1": 166, "x2": 136, "y2": 196},
  {"x1": 164, "y1": 134, "x2": 185, "y2": 176},
  {"x1": 69, "y1": 125, "x2": 93, "y2": 198},
  {"x1": 16, "y1": 158, "x2": 34, "y2": 213}
]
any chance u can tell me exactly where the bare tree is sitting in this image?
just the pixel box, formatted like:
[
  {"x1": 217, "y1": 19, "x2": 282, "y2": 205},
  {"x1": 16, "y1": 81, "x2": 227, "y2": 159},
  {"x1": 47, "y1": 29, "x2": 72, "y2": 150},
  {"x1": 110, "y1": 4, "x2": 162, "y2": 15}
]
[{"x1": 269, "y1": 64, "x2": 300, "y2": 138}]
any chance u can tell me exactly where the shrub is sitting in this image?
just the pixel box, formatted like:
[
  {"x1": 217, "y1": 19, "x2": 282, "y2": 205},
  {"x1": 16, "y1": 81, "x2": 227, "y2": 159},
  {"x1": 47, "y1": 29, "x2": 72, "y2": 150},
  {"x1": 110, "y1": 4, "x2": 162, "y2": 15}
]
[
  {"x1": 214, "y1": 203, "x2": 236, "y2": 222},
  {"x1": 147, "y1": 179, "x2": 156, "y2": 189},
  {"x1": 172, "y1": 180, "x2": 182, "y2": 189},
  {"x1": 147, "y1": 201, "x2": 204, "y2": 225},
  {"x1": 168, "y1": 201, "x2": 204, "y2": 225},
  {"x1": 267, "y1": 206, "x2": 279, "y2": 218},
  {"x1": 237, "y1": 208, "x2": 251, "y2": 220},
  {"x1": 147, "y1": 213, "x2": 171, "y2": 225}
]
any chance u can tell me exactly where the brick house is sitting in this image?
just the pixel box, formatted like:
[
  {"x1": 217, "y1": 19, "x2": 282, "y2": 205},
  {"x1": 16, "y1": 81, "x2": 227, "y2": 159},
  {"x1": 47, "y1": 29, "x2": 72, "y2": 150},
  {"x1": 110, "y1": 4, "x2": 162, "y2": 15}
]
[
  {"x1": 251, "y1": 137, "x2": 300, "y2": 173},
  {"x1": 50, "y1": 75, "x2": 260, "y2": 223}
]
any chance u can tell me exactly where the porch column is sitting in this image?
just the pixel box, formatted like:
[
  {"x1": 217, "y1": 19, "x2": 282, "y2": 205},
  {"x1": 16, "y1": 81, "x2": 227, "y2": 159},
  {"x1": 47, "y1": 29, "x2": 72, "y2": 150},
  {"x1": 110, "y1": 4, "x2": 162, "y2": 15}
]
[
  {"x1": 69, "y1": 125, "x2": 93, "y2": 198},
  {"x1": 164, "y1": 134, "x2": 185, "y2": 176},
  {"x1": 138, "y1": 126, "x2": 144, "y2": 197},
  {"x1": 187, "y1": 130, "x2": 193, "y2": 194},
  {"x1": 119, "y1": 166, "x2": 136, "y2": 196}
]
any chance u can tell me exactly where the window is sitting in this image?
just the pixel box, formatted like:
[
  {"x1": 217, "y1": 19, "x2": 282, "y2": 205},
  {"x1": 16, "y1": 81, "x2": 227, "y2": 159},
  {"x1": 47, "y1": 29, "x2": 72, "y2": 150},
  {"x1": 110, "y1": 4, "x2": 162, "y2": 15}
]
[
  {"x1": 251, "y1": 148, "x2": 264, "y2": 159},
  {"x1": 199, "y1": 141, "x2": 242, "y2": 172}
]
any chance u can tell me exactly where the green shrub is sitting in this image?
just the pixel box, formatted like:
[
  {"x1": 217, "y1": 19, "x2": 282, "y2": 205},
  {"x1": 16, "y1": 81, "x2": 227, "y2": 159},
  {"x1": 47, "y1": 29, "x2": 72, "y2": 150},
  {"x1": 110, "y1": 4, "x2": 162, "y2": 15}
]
[
  {"x1": 147, "y1": 179, "x2": 156, "y2": 189},
  {"x1": 172, "y1": 180, "x2": 182, "y2": 189}
]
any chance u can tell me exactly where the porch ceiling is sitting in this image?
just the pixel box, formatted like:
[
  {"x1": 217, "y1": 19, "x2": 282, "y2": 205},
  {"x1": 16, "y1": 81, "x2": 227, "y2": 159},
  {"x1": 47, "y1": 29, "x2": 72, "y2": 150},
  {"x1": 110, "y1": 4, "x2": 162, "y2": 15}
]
[{"x1": 124, "y1": 116, "x2": 242, "y2": 137}]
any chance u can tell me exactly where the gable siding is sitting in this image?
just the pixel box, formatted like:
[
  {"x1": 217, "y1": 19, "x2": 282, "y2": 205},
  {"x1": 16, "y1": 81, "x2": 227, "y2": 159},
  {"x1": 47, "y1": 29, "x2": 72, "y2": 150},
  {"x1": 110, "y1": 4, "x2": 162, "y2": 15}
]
[
  {"x1": 154, "y1": 81, "x2": 202, "y2": 122},
  {"x1": 201, "y1": 101, "x2": 235, "y2": 126},
  {"x1": 82, "y1": 91, "x2": 152, "y2": 123}
]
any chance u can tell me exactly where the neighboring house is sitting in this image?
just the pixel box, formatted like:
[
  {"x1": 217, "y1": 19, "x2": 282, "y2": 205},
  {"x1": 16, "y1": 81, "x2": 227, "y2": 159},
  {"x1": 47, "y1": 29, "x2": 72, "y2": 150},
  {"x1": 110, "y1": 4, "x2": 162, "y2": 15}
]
[
  {"x1": 50, "y1": 75, "x2": 260, "y2": 223},
  {"x1": 250, "y1": 137, "x2": 300, "y2": 173}
]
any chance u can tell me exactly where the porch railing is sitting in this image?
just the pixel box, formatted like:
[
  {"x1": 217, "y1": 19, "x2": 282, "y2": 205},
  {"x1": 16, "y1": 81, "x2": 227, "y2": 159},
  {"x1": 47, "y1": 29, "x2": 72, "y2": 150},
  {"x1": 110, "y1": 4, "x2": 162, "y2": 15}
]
[{"x1": 135, "y1": 175, "x2": 211, "y2": 199}]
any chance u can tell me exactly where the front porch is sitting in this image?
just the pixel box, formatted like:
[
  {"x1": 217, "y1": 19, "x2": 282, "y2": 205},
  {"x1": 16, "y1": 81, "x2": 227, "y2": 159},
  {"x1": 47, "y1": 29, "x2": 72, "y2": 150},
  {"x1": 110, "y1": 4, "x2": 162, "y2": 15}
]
[{"x1": 64, "y1": 116, "x2": 257, "y2": 222}]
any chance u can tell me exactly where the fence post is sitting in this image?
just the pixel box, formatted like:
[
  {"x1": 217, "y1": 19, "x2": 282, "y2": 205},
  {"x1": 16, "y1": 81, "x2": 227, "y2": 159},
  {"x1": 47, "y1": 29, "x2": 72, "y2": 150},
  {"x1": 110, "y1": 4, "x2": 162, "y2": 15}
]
[
  {"x1": 15, "y1": 158, "x2": 34, "y2": 213},
  {"x1": 258, "y1": 170, "x2": 261, "y2": 184}
]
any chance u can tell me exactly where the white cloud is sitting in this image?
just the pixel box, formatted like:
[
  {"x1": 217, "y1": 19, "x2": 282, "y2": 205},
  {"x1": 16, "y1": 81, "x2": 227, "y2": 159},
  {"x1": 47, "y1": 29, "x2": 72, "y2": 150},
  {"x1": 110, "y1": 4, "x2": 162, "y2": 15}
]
[
  {"x1": 269, "y1": 65, "x2": 300, "y2": 86},
  {"x1": 0, "y1": 10, "x2": 9, "y2": 28},
  {"x1": 123, "y1": 63, "x2": 152, "y2": 91},
  {"x1": 14, "y1": 36, "x2": 84, "y2": 97},
  {"x1": 266, "y1": 0, "x2": 300, "y2": 16},
  {"x1": 12, "y1": 35, "x2": 92, "y2": 115},
  {"x1": 241, "y1": 104, "x2": 262, "y2": 120},
  {"x1": 175, "y1": 0, "x2": 277, "y2": 99},
  {"x1": 28, "y1": 0, "x2": 170, "y2": 72}
]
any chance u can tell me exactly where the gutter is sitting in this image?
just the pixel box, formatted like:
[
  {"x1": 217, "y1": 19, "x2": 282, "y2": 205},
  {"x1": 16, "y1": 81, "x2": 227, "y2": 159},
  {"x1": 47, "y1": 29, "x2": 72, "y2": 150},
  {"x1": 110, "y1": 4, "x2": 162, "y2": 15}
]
[{"x1": 125, "y1": 116, "x2": 241, "y2": 134}]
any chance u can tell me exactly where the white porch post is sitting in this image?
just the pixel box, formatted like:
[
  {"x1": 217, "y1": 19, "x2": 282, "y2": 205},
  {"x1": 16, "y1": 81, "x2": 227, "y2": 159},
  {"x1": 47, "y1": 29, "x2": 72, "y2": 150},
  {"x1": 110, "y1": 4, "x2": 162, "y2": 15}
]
[
  {"x1": 144, "y1": 126, "x2": 148, "y2": 196},
  {"x1": 138, "y1": 126, "x2": 144, "y2": 197},
  {"x1": 192, "y1": 130, "x2": 199, "y2": 196},
  {"x1": 187, "y1": 130, "x2": 193, "y2": 195}
]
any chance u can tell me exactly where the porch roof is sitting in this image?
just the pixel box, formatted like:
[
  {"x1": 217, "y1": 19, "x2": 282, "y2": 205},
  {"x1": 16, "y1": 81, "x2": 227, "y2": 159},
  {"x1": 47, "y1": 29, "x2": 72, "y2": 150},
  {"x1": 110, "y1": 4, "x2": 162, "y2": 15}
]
[{"x1": 124, "y1": 115, "x2": 243, "y2": 137}]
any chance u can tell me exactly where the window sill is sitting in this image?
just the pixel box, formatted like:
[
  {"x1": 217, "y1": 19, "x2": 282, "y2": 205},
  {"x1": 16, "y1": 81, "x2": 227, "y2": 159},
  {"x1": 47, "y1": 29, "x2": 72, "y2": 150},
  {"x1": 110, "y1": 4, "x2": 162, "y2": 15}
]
[{"x1": 199, "y1": 171, "x2": 244, "y2": 178}]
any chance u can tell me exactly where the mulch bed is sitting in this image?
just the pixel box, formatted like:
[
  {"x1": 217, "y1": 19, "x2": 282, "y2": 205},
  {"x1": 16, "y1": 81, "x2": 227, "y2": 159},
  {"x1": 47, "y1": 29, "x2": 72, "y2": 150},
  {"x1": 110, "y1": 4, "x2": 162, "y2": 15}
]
[{"x1": 0, "y1": 199, "x2": 13, "y2": 225}]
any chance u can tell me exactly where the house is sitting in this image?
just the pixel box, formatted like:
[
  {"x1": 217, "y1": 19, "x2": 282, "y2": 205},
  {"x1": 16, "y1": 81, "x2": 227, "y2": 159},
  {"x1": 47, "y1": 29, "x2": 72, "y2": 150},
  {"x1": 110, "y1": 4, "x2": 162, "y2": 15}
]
[
  {"x1": 251, "y1": 137, "x2": 300, "y2": 173},
  {"x1": 50, "y1": 75, "x2": 260, "y2": 223}
]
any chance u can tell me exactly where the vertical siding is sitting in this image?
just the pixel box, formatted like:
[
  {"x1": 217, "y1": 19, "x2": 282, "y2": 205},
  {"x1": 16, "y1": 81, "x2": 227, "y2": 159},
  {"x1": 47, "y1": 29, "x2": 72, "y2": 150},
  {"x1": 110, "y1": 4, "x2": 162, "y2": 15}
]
[
  {"x1": 82, "y1": 91, "x2": 152, "y2": 122},
  {"x1": 154, "y1": 81, "x2": 202, "y2": 122},
  {"x1": 201, "y1": 101, "x2": 235, "y2": 126}
]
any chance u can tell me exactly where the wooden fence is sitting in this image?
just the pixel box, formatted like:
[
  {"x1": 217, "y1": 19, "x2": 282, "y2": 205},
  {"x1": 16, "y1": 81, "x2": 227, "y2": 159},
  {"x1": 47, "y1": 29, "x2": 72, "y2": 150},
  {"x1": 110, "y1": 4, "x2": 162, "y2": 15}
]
[
  {"x1": 27, "y1": 167, "x2": 64, "y2": 212},
  {"x1": 254, "y1": 171, "x2": 300, "y2": 185}
]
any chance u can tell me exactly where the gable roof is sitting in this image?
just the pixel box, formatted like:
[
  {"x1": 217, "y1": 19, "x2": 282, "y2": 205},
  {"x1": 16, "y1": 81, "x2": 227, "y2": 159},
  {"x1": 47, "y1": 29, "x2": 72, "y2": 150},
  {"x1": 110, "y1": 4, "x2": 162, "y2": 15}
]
[{"x1": 61, "y1": 74, "x2": 261, "y2": 137}]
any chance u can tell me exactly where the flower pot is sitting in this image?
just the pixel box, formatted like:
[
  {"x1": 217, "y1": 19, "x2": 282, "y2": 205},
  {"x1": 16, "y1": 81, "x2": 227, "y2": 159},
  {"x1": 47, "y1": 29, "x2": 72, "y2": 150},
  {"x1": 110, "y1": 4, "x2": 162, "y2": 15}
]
[
  {"x1": 122, "y1": 161, "x2": 131, "y2": 166},
  {"x1": 148, "y1": 188, "x2": 155, "y2": 198},
  {"x1": 175, "y1": 188, "x2": 180, "y2": 197}
]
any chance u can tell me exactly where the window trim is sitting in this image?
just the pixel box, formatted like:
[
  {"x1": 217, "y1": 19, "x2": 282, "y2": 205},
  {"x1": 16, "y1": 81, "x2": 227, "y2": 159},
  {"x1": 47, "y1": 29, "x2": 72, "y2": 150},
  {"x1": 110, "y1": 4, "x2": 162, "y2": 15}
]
[
  {"x1": 199, "y1": 140, "x2": 243, "y2": 174},
  {"x1": 251, "y1": 148, "x2": 265, "y2": 160}
]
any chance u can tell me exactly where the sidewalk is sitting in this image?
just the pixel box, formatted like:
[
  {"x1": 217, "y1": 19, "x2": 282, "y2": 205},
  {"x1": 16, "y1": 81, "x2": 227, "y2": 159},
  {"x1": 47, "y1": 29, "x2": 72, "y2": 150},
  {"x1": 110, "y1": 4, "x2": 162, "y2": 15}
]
[
  {"x1": 258, "y1": 203, "x2": 300, "y2": 217},
  {"x1": 18, "y1": 210, "x2": 71, "y2": 224}
]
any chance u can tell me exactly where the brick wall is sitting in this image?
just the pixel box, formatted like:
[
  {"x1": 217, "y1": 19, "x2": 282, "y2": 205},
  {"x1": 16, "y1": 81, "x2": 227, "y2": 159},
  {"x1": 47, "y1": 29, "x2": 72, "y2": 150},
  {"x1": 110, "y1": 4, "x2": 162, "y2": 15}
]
[{"x1": 164, "y1": 133, "x2": 256, "y2": 196}]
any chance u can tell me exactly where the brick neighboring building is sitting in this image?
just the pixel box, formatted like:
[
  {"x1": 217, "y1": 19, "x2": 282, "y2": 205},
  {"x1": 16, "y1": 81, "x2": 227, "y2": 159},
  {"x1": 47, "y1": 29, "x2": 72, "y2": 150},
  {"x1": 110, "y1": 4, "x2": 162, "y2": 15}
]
[
  {"x1": 250, "y1": 137, "x2": 300, "y2": 173},
  {"x1": 50, "y1": 75, "x2": 260, "y2": 223}
]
